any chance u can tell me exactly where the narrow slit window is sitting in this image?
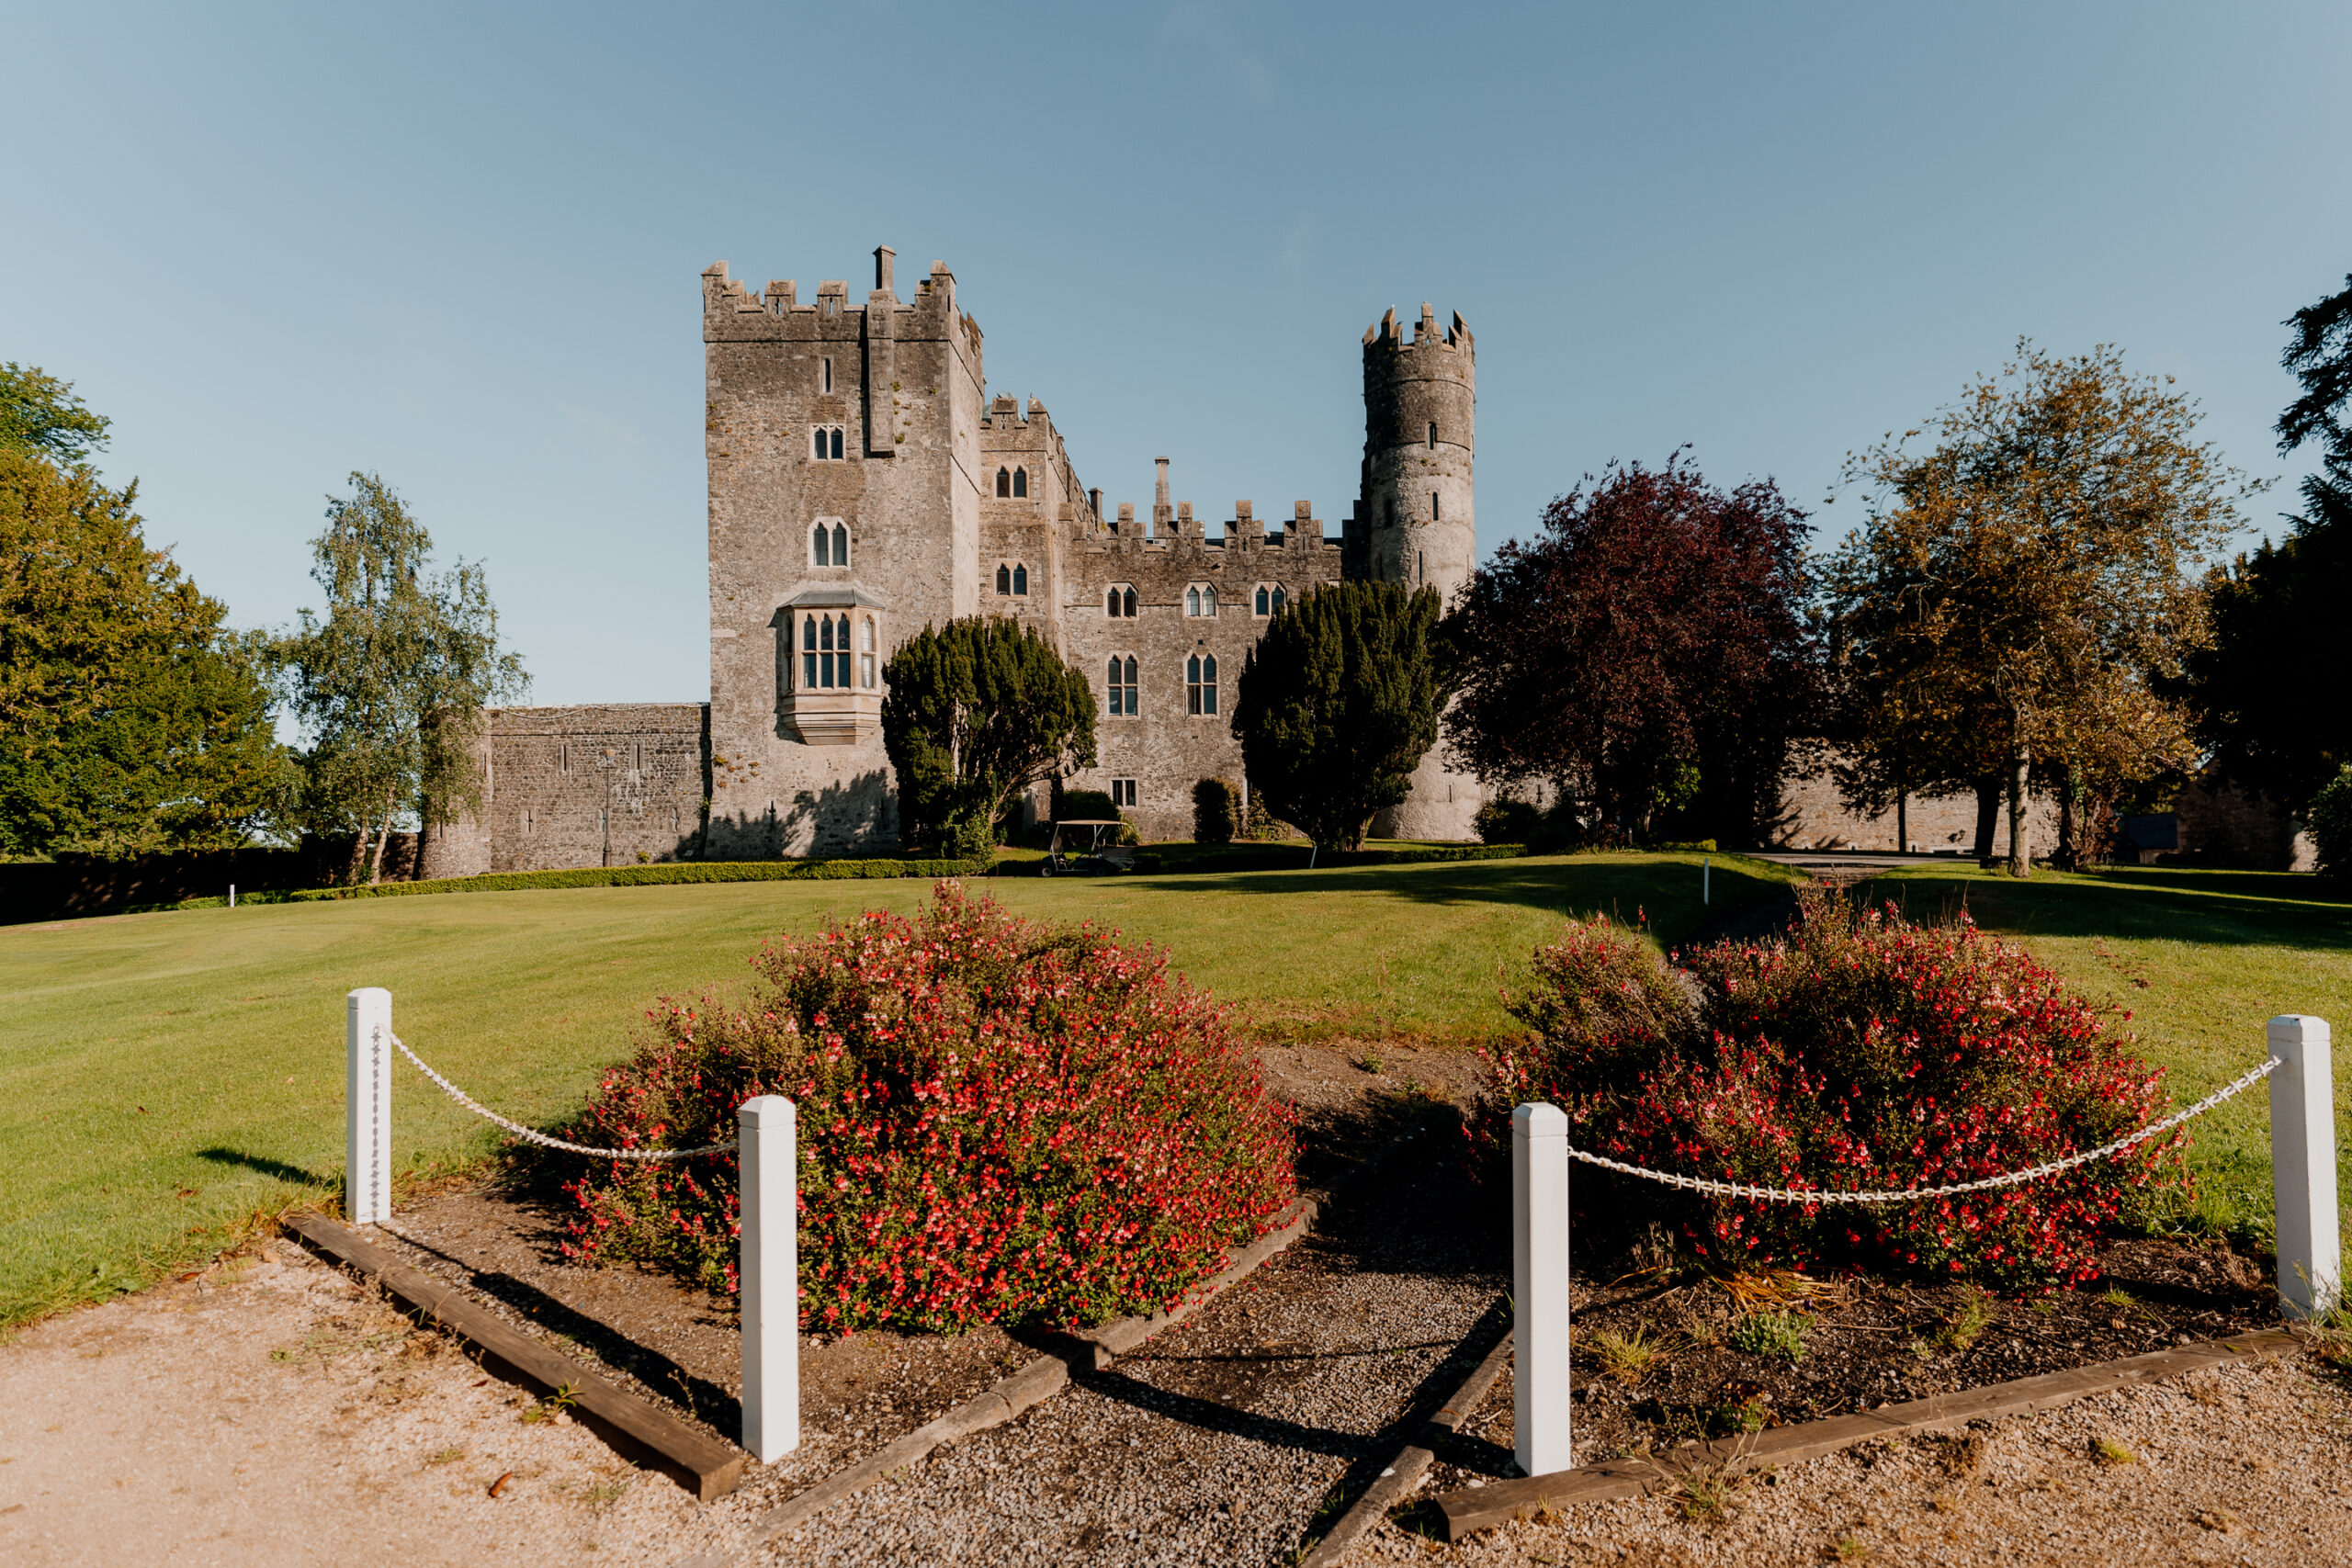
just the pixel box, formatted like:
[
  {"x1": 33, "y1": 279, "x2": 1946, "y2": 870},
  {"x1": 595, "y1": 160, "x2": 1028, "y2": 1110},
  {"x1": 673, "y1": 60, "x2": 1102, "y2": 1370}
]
[
  {"x1": 821, "y1": 357, "x2": 833, "y2": 393},
  {"x1": 1428, "y1": 422, "x2": 1438, "y2": 449},
  {"x1": 1431, "y1": 491, "x2": 1440, "y2": 521}
]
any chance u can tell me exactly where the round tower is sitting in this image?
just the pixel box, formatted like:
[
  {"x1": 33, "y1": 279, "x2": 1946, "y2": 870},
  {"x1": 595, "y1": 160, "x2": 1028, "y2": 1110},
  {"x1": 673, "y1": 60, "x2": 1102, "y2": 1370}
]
[{"x1": 1361, "y1": 301, "x2": 1483, "y2": 840}]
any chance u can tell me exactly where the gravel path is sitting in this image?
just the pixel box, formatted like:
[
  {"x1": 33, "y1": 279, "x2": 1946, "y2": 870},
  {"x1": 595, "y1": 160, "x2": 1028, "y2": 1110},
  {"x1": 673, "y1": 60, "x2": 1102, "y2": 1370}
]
[
  {"x1": 732, "y1": 1144, "x2": 1511, "y2": 1568},
  {"x1": 1342, "y1": 1342, "x2": 2352, "y2": 1566}
]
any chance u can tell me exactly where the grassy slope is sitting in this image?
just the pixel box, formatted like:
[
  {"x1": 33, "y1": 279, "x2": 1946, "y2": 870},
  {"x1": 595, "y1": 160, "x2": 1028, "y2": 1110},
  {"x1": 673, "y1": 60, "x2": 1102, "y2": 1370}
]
[
  {"x1": 0, "y1": 851, "x2": 1791, "y2": 1327},
  {"x1": 1860, "y1": 863, "x2": 2352, "y2": 1235}
]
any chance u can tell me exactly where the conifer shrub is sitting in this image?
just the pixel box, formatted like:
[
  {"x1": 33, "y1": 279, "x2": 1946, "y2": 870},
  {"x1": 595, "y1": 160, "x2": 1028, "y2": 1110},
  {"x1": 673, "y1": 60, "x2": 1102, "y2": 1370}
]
[
  {"x1": 1192, "y1": 778, "x2": 1240, "y2": 844},
  {"x1": 1470, "y1": 893, "x2": 2185, "y2": 1288},
  {"x1": 554, "y1": 882, "x2": 1297, "y2": 1333}
]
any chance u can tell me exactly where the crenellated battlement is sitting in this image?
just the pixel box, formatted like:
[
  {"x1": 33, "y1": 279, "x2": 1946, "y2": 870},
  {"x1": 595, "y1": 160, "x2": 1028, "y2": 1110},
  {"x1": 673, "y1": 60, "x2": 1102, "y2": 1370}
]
[{"x1": 1363, "y1": 300, "x2": 1474, "y2": 362}]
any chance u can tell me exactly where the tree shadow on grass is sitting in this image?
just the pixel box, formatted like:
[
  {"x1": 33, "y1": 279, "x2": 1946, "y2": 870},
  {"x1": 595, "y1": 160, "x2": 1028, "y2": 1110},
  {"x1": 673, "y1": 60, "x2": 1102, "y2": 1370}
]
[
  {"x1": 1114, "y1": 856, "x2": 1792, "y2": 943},
  {"x1": 195, "y1": 1147, "x2": 331, "y2": 1187},
  {"x1": 1857, "y1": 869, "x2": 2352, "y2": 953}
]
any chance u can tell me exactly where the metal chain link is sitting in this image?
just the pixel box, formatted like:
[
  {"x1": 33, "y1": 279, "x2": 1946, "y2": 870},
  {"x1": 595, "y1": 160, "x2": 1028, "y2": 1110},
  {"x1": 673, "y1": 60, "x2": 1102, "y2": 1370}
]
[
  {"x1": 391, "y1": 1032, "x2": 738, "y2": 1160},
  {"x1": 1561, "y1": 1056, "x2": 2280, "y2": 1206}
]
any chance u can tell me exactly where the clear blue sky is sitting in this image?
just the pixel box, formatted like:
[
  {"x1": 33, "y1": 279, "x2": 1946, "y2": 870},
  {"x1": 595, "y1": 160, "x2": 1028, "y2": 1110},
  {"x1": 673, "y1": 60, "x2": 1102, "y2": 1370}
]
[{"x1": 9, "y1": 2, "x2": 2348, "y2": 705}]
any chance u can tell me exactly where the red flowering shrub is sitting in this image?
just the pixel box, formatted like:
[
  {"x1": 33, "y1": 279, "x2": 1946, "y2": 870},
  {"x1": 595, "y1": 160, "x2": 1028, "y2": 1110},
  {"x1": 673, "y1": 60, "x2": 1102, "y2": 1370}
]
[
  {"x1": 1471, "y1": 893, "x2": 2185, "y2": 1288},
  {"x1": 554, "y1": 882, "x2": 1297, "y2": 1333}
]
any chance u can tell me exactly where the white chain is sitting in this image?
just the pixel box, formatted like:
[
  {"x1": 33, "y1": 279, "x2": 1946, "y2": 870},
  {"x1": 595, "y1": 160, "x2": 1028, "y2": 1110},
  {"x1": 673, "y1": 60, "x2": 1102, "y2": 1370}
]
[
  {"x1": 391, "y1": 1033, "x2": 738, "y2": 1160},
  {"x1": 1561, "y1": 1056, "x2": 2280, "y2": 1206}
]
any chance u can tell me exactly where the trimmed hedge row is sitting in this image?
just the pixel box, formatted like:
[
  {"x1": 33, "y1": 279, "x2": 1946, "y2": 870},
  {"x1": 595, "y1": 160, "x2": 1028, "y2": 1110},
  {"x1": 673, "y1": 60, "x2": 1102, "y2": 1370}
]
[
  {"x1": 1130, "y1": 841, "x2": 1530, "y2": 874},
  {"x1": 139, "y1": 856, "x2": 984, "y2": 913}
]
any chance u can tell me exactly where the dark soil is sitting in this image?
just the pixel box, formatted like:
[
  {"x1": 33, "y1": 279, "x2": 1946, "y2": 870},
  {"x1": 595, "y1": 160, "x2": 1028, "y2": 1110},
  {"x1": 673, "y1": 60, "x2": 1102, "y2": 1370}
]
[{"x1": 1420, "y1": 1231, "x2": 2280, "y2": 1493}]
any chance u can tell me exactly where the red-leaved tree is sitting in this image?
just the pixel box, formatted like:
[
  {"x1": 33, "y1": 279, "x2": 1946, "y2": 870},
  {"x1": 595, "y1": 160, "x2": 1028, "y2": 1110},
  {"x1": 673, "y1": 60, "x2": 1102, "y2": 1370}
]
[{"x1": 1443, "y1": 454, "x2": 1820, "y2": 844}]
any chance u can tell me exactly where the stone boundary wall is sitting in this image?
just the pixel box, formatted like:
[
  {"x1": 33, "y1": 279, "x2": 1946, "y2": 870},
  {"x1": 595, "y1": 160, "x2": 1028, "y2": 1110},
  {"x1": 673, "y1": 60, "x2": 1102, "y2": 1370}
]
[{"x1": 422, "y1": 705, "x2": 711, "y2": 877}]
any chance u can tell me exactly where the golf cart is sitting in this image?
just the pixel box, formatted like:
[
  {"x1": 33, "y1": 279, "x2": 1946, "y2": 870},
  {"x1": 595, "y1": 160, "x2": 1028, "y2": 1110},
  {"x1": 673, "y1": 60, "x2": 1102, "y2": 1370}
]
[{"x1": 1041, "y1": 819, "x2": 1134, "y2": 876}]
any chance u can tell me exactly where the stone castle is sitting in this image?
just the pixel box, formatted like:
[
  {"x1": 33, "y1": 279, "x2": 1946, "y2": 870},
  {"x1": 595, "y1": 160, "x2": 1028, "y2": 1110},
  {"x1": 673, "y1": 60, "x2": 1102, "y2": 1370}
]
[{"x1": 422, "y1": 245, "x2": 1484, "y2": 875}]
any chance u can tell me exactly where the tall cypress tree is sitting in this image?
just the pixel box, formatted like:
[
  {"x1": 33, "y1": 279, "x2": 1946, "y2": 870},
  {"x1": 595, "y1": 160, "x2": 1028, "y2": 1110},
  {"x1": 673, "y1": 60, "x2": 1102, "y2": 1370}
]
[{"x1": 1230, "y1": 581, "x2": 1442, "y2": 852}]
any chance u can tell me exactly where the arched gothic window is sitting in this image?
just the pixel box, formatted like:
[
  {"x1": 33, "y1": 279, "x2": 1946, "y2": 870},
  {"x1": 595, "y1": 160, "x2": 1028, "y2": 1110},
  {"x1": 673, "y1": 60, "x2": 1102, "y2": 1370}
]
[
  {"x1": 1186, "y1": 653, "x2": 1218, "y2": 716},
  {"x1": 1106, "y1": 655, "x2": 1137, "y2": 716},
  {"x1": 1012, "y1": 563, "x2": 1028, "y2": 595},
  {"x1": 1255, "y1": 584, "x2": 1270, "y2": 616},
  {"x1": 1202, "y1": 585, "x2": 1217, "y2": 615},
  {"x1": 812, "y1": 522, "x2": 847, "y2": 567},
  {"x1": 1185, "y1": 587, "x2": 1200, "y2": 616},
  {"x1": 1106, "y1": 586, "x2": 1121, "y2": 616},
  {"x1": 995, "y1": 468, "x2": 1011, "y2": 497},
  {"x1": 1272, "y1": 585, "x2": 1287, "y2": 613},
  {"x1": 1012, "y1": 468, "x2": 1027, "y2": 498},
  {"x1": 996, "y1": 563, "x2": 1012, "y2": 594}
]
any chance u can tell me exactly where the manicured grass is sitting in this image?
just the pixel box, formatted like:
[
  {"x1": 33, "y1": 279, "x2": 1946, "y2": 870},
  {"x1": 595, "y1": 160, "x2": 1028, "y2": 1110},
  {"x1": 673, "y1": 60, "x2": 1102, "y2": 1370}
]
[
  {"x1": 1856, "y1": 862, "x2": 2352, "y2": 1240},
  {"x1": 0, "y1": 851, "x2": 1792, "y2": 1329}
]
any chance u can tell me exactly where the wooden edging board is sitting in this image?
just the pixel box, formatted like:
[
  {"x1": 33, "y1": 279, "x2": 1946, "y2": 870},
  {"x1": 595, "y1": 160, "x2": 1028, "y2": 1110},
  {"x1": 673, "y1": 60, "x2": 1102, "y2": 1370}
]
[
  {"x1": 284, "y1": 1212, "x2": 747, "y2": 1503},
  {"x1": 1430, "y1": 1325, "x2": 2302, "y2": 1540},
  {"x1": 668, "y1": 1190, "x2": 1327, "y2": 1568},
  {"x1": 1297, "y1": 1318, "x2": 1517, "y2": 1568}
]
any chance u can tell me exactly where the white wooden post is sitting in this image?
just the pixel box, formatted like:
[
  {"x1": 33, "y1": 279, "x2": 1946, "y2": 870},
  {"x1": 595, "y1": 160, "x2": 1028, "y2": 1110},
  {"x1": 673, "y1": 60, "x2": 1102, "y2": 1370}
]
[
  {"x1": 2269, "y1": 1015, "x2": 2340, "y2": 1320},
  {"x1": 1702, "y1": 856, "x2": 1711, "y2": 906},
  {"x1": 345, "y1": 987, "x2": 393, "y2": 1225},
  {"x1": 739, "y1": 1095, "x2": 799, "y2": 1462},
  {"x1": 1513, "y1": 1101, "x2": 1571, "y2": 1477}
]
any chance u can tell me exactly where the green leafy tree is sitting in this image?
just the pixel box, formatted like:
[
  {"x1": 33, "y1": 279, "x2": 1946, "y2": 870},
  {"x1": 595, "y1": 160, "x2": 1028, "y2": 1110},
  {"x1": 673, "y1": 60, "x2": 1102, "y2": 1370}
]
[
  {"x1": 0, "y1": 446, "x2": 283, "y2": 854},
  {"x1": 276, "y1": 473, "x2": 526, "y2": 883},
  {"x1": 880, "y1": 616, "x2": 1096, "y2": 857},
  {"x1": 1828, "y1": 342, "x2": 2255, "y2": 876},
  {"x1": 2184, "y1": 273, "x2": 2352, "y2": 808},
  {"x1": 1230, "y1": 581, "x2": 1442, "y2": 852},
  {"x1": 0, "y1": 363, "x2": 111, "y2": 468}
]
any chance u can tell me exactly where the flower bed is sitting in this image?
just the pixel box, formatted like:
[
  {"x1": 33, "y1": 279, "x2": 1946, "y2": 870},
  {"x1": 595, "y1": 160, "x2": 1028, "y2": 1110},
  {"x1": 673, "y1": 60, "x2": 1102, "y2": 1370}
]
[
  {"x1": 553, "y1": 882, "x2": 1298, "y2": 1333},
  {"x1": 1470, "y1": 894, "x2": 2185, "y2": 1289}
]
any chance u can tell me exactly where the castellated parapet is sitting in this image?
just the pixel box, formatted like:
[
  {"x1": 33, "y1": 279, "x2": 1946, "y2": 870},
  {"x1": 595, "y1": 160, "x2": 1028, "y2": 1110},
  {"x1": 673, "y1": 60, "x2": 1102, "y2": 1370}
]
[{"x1": 442, "y1": 248, "x2": 1483, "y2": 861}]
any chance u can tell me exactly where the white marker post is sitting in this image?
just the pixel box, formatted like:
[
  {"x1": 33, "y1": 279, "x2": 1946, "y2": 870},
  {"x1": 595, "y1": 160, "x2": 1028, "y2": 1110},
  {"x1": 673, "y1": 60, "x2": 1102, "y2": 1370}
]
[
  {"x1": 2269, "y1": 1015, "x2": 2341, "y2": 1320},
  {"x1": 739, "y1": 1095, "x2": 800, "y2": 1463},
  {"x1": 345, "y1": 987, "x2": 393, "y2": 1225},
  {"x1": 1513, "y1": 1101, "x2": 1571, "y2": 1477},
  {"x1": 1702, "y1": 856, "x2": 1711, "y2": 906}
]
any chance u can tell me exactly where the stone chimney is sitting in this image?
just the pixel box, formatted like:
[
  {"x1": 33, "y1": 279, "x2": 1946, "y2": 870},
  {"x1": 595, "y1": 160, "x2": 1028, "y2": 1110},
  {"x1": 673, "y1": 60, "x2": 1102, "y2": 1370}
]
[
  {"x1": 1153, "y1": 457, "x2": 1171, "y2": 530},
  {"x1": 874, "y1": 246, "x2": 895, "y2": 295}
]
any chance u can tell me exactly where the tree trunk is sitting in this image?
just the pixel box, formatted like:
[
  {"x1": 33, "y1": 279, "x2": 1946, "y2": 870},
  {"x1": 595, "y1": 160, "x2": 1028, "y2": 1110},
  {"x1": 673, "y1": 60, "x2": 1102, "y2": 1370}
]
[
  {"x1": 367, "y1": 789, "x2": 396, "y2": 885},
  {"x1": 2053, "y1": 764, "x2": 2077, "y2": 873},
  {"x1": 1895, "y1": 786, "x2": 1909, "y2": 855},
  {"x1": 2005, "y1": 744, "x2": 2031, "y2": 878},
  {"x1": 1972, "y1": 776, "x2": 2003, "y2": 864},
  {"x1": 344, "y1": 829, "x2": 368, "y2": 886}
]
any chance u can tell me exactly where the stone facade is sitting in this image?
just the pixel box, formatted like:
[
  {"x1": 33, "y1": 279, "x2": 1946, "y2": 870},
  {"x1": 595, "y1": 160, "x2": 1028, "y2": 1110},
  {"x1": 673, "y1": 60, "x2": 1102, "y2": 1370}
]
[{"x1": 444, "y1": 245, "x2": 1487, "y2": 867}]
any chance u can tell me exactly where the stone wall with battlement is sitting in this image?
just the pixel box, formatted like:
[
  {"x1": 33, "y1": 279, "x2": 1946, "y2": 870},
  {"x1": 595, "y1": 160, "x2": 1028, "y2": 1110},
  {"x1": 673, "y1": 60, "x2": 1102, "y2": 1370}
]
[{"x1": 422, "y1": 705, "x2": 710, "y2": 877}]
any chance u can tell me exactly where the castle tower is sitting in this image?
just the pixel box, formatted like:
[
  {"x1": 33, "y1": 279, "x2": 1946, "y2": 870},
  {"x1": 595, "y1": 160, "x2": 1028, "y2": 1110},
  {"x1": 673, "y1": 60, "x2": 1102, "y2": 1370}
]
[{"x1": 1361, "y1": 301, "x2": 1482, "y2": 840}]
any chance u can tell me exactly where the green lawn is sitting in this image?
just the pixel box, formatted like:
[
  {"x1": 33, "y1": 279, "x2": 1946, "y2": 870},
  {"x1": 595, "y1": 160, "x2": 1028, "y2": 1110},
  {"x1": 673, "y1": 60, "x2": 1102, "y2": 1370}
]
[
  {"x1": 0, "y1": 851, "x2": 1789, "y2": 1329},
  {"x1": 1858, "y1": 862, "x2": 2352, "y2": 1239}
]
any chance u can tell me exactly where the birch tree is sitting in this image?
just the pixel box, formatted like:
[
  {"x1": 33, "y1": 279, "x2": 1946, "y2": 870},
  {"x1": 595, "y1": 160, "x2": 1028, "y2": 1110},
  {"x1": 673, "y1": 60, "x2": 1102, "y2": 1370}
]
[{"x1": 276, "y1": 473, "x2": 526, "y2": 882}]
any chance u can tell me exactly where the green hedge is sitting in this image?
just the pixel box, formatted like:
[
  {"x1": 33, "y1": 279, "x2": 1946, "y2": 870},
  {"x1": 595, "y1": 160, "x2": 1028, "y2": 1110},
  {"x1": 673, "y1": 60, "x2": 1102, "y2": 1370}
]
[
  {"x1": 137, "y1": 856, "x2": 984, "y2": 913},
  {"x1": 1130, "y1": 841, "x2": 1529, "y2": 875}
]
